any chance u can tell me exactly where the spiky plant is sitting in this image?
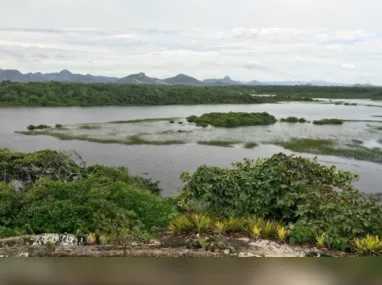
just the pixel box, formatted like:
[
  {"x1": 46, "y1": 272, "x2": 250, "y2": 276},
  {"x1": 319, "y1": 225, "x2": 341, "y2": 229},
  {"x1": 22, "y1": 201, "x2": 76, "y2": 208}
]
[
  {"x1": 190, "y1": 213, "x2": 212, "y2": 234},
  {"x1": 168, "y1": 214, "x2": 194, "y2": 234},
  {"x1": 353, "y1": 235, "x2": 382, "y2": 256}
]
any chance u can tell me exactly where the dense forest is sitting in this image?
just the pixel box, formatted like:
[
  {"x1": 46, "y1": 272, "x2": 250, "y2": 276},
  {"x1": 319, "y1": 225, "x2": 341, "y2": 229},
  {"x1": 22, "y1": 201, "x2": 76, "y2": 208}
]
[{"x1": 0, "y1": 81, "x2": 381, "y2": 107}]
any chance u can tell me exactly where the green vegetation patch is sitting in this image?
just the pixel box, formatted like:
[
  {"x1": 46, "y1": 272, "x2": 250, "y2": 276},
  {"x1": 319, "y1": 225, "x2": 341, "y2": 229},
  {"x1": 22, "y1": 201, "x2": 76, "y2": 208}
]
[
  {"x1": 313, "y1": 118, "x2": 344, "y2": 125},
  {"x1": 187, "y1": 112, "x2": 277, "y2": 128},
  {"x1": 27, "y1": 124, "x2": 51, "y2": 131},
  {"x1": 109, "y1": 117, "x2": 179, "y2": 124},
  {"x1": 280, "y1": 117, "x2": 307, "y2": 123},
  {"x1": 244, "y1": 142, "x2": 258, "y2": 149},
  {"x1": 197, "y1": 140, "x2": 241, "y2": 147},
  {"x1": 273, "y1": 138, "x2": 382, "y2": 164}
]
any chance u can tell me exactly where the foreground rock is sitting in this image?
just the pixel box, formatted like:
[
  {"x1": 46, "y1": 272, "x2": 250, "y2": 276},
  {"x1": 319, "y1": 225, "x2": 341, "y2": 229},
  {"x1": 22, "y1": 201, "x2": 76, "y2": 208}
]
[{"x1": 0, "y1": 234, "x2": 345, "y2": 257}]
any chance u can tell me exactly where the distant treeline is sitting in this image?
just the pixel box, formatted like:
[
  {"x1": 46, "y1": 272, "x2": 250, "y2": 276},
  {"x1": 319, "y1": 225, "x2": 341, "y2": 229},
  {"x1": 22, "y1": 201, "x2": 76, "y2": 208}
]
[{"x1": 0, "y1": 81, "x2": 381, "y2": 107}]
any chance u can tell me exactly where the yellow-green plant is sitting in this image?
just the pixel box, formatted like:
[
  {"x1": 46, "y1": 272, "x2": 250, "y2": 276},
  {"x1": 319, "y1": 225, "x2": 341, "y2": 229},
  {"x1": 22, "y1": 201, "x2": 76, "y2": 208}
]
[
  {"x1": 262, "y1": 221, "x2": 276, "y2": 239},
  {"x1": 190, "y1": 213, "x2": 212, "y2": 234},
  {"x1": 223, "y1": 217, "x2": 243, "y2": 234},
  {"x1": 315, "y1": 232, "x2": 327, "y2": 248},
  {"x1": 250, "y1": 225, "x2": 262, "y2": 239},
  {"x1": 353, "y1": 235, "x2": 382, "y2": 256},
  {"x1": 215, "y1": 221, "x2": 226, "y2": 233},
  {"x1": 276, "y1": 226, "x2": 288, "y2": 241},
  {"x1": 168, "y1": 214, "x2": 194, "y2": 234}
]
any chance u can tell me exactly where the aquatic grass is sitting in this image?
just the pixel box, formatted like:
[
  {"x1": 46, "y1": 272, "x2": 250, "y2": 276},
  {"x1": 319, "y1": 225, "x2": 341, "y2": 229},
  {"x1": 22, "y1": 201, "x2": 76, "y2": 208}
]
[
  {"x1": 78, "y1": 124, "x2": 101, "y2": 130},
  {"x1": 109, "y1": 117, "x2": 180, "y2": 124},
  {"x1": 273, "y1": 138, "x2": 382, "y2": 164},
  {"x1": 313, "y1": 118, "x2": 344, "y2": 125},
  {"x1": 16, "y1": 130, "x2": 186, "y2": 146},
  {"x1": 197, "y1": 140, "x2": 241, "y2": 147},
  {"x1": 244, "y1": 142, "x2": 258, "y2": 149}
]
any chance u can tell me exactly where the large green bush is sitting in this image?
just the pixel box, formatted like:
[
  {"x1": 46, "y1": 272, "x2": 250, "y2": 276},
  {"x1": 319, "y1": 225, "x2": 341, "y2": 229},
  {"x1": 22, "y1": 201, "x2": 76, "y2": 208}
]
[
  {"x1": 187, "y1": 112, "x2": 277, "y2": 127},
  {"x1": 19, "y1": 177, "x2": 176, "y2": 234},
  {"x1": 179, "y1": 153, "x2": 382, "y2": 241},
  {"x1": 0, "y1": 149, "x2": 174, "y2": 238}
]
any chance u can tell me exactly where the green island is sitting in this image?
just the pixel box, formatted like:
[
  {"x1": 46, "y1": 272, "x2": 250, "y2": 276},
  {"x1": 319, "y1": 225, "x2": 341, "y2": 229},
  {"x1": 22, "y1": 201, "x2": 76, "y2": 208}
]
[
  {"x1": 187, "y1": 112, "x2": 277, "y2": 127},
  {"x1": 1, "y1": 82, "x2": 382, "y2": 107},
  {"x1": 1, "y1": 148, "x2": 382, "y2": 256}
]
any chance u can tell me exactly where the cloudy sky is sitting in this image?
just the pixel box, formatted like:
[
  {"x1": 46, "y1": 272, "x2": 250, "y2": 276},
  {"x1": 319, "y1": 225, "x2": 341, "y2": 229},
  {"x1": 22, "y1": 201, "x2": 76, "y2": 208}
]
[{"x1": 1, "y1": 1, "x2": 381, "y2": 84}]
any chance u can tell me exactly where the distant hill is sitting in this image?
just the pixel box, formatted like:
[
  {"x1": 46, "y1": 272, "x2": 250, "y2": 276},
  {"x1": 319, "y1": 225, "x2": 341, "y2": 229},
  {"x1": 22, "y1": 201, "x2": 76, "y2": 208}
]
[
  {"x1": 163, "y1": 74, "x2": 203, "y2": 85},
  {"x1": 0, "y1": 69, "x2": 119, "y2": 83},
  {"x1": 118, "y1": 72, "x2": 168, "y2": 85},
  {"x1": 0, "y1": 68, "x2": 374, "y2": 87},
  {"x1": 203, "y1": 76, "x2": 241, "y2": 85}
]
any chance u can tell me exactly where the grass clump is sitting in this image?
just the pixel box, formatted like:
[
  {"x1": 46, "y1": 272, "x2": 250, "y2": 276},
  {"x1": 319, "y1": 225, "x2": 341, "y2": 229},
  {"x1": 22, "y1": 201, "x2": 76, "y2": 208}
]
[
  {"x1": 313, "y1": 118, "x2": 344, "y2": 125},
  {"x1": 244, "y1": 142, "x2": 258, "y2": 149},
  {"x1": 187, "y1": 112, "x2": 277, "y2": 128},
  {"x1": 198, "y1": 140, "x2": 241, "y2": 147}
]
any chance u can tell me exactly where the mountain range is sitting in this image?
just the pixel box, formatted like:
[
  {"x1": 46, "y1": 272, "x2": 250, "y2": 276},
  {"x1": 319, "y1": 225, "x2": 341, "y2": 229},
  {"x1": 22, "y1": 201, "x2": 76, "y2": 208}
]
[{"x1": 0, "y1": 69, "x2": 375, "y2": 87}]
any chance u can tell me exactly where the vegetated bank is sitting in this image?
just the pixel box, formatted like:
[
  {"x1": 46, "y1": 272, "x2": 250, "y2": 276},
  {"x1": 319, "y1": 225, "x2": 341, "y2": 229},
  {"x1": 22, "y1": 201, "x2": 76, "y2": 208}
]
[
  {"x1": 187, "y1": 112, "x2": 277, "y2": 127},
  {"x1": 1, "y1": 148, "x2": 382, "y2": 256},
  {"x1": 0, "y1": 82, "x2": 314, "y2": 107},
  {"x1": 3, "y1": 81, "x2": 382, "y2": 107}
]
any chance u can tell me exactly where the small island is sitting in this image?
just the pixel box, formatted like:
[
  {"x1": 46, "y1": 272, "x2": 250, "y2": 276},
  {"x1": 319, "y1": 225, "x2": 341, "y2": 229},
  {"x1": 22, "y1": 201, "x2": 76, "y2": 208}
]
[{"x1": 187, "y1": 112, "x2": 277, "y2": 128}]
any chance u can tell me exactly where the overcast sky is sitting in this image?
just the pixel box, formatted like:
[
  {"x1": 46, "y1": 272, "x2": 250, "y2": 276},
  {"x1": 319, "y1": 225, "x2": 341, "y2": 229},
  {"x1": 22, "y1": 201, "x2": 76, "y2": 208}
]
[{"x1": 1, "y1": 0, "x2": 381, "y2": 84}]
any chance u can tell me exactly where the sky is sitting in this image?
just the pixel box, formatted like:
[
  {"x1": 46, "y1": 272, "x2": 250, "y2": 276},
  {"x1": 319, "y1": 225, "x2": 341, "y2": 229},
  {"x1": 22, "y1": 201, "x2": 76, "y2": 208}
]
[{"x1": 1, "y1": 0, "x2": 381, "y2": 84}]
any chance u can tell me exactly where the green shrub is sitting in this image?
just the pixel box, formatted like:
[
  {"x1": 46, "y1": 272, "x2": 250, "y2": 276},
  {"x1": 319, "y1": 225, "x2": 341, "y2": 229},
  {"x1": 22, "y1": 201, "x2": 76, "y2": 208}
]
[
  {"x1": 313, "y1": 119, "x2": 343, "y2": 125},
  {"x1": 187, "y1": 112, "x2": 277, "y2": 128},
  {"x1": 19, "y1": 177, "x2": 177, "y2": 234},
  {"x1": 169, "y1": 120, "x2": 175, "y2": 124},
  {"x1": 27, "y1": 125, "x2": 36, "y2": 131},
  {"x1": 36, "y1": 124, "x2": 50, "y2": 129},
  {"x1": 55, "y1": 124, "x2": 63, "y2": 129},
  {"x1": 298, "y1": 118, "x2": 307, "y2": 123}
]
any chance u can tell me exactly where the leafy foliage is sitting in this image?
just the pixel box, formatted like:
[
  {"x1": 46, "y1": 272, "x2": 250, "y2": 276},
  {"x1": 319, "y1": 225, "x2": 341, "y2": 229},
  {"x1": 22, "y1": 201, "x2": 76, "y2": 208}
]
[
  {"x1": 179, "y1": 153, "x2": 382, "y2": 246},
  {"x1": 0, "y1": 149, "x2": 176, "y2": 238},
  {"x1": 187, "y1": 112, "x2": 277, "y2": 128}
]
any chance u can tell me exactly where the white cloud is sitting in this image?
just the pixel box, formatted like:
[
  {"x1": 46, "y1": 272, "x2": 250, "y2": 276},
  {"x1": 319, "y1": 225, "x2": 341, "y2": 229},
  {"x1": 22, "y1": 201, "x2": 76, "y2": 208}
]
[
  {"x1": 341, "y1": 64, "x2": 358, "y2": 69},
  {"x1": 0, "y1": 28, "x2": 381, "y2": 84}
]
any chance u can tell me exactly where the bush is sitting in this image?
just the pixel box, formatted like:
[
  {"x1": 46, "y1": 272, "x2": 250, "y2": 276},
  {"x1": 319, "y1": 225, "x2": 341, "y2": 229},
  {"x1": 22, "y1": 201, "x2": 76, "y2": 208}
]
[
  {"x1": 36, "y1": 124, "x2": 50, "y2": 129},
  {"x1": 19, "y1": 177, "x2": 177, "y2": 234},
  {"x1": 55, "y1": 124, "x2": 63, "y2": 129},
  {"x1": 27, "y1": 125, "x2": 36, "y2": 131},
  {"x1": 169, "y1": 120, "x2": 175, "y2": 124},
  {"x1": 313, "y1": 119, "x2": 343, "y2": 125},
  {"x1": 187, "y1": 112, "x2": 277, "y2": 128},
  {"x1": 298, "y1": 118, "x2": 307, "y2": 123},
  {"x1": 179, "y1": 153, "x2": 382, "y2": 242}
]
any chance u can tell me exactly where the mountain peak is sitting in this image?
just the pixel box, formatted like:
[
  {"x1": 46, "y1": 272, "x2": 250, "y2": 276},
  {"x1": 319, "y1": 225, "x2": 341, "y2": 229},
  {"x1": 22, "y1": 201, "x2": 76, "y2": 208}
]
[
  {"x1": 59, "y1": 69, "x2": 72, "y2": 75},
  {"x1": 223, "y1": 75, "x2": 231, "y2": 80}
]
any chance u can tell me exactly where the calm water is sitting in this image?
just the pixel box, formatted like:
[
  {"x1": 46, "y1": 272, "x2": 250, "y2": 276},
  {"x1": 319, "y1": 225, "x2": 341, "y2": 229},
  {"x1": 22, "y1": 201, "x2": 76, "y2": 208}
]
[{"x1": 1, "y1": 102, "x2": 382, "y2": 195}]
